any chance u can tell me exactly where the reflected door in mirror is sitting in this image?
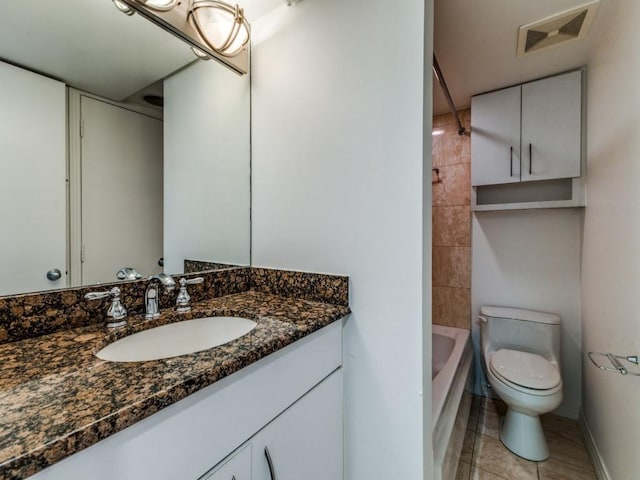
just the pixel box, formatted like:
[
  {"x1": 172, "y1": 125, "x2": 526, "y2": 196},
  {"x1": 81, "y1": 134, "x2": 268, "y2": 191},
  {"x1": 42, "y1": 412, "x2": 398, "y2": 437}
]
[
  {"x1": 0, "y1": 62, "x2": 66, "y2": 295},
  {"x1": 79, "y1": 96, "x2": 163, "y2": 284}
]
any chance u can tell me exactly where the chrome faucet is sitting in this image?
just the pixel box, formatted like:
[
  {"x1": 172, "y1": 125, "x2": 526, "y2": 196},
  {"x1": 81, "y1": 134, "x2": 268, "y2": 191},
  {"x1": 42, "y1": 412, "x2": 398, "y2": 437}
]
[
  {"x1": 145, "y1": 273, "x2": 176, "y2": 319},
  {"x1": 85, "y1": 287, "x2": 128, "y2": 329},
  {"x1": 176, "y1": 277, "x2": 204, "y2": 313}
]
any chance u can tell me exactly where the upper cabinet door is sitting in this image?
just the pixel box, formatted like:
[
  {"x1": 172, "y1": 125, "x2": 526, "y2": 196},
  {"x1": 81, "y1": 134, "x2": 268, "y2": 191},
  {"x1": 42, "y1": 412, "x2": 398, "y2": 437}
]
[
  {"x1": 0, "y1": 61, "x2": 67, "y2": 295},
  {"x1": 521, "y1": 71, "x2": 582, "y2": 182},
  {"x1": 471, "y1": 85, "x2": 522, "y2": 186}
]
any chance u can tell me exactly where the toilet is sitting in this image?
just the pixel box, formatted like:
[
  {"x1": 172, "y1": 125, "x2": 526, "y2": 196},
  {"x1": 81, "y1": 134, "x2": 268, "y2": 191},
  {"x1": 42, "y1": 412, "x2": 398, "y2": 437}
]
[{"x1": 479, "y1": 306, "x2": 563, "y2": 461}]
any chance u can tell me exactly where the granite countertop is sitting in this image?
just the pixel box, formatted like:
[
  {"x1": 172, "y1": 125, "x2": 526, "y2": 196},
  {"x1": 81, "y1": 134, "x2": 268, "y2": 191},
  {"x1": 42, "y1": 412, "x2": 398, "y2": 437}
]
[{"x1": 0, "y1": 291, "x2": 350, "y2": 480}]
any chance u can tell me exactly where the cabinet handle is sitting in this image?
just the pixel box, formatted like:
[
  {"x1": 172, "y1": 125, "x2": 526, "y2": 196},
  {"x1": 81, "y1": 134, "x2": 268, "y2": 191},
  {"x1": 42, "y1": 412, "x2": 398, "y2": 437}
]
[
  {"x1": 264, "y1": 446, "x2": 278, "y2": 480},
  {"x1": 510, "y1": 146, "x2": 513, "y2": 176},
  {"x1": 529, "y1": 143, "x2": 532, "y2": 175}
]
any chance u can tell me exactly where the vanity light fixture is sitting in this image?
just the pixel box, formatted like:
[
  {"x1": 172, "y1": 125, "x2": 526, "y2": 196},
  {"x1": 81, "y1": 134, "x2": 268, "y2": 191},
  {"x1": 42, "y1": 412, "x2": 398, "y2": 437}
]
[
  {"x1": 112, "y1": 0, "x2": 250, "y2": 74},
  {"x1": 188, "y1": 0, "x2": 250, "y2": 58}
]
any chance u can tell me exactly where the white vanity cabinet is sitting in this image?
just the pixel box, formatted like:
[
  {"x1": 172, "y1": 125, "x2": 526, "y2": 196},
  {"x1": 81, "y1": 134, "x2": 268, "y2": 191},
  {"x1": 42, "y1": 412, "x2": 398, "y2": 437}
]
[
  {"x1": 28, "y1": 321, "x2": 344, "y2": 480},
  {"x1": 199, "y1": 369, "x2": 342, "y2": 480},
  {"x1": 250, "y1": 369, "x2": 343, "y2": 480},
  {"x1": 471, "y1": 70, "x2": 584, "y2": 210},
  {"x1": 200, "y1": 444, "x2": 252, "y2": 480}
]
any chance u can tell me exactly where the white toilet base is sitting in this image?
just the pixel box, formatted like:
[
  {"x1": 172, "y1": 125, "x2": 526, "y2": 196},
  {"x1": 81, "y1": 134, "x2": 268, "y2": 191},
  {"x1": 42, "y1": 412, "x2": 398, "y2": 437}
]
[{"x1": 500, "y1": 408, "x2": 549, "y2": 461}]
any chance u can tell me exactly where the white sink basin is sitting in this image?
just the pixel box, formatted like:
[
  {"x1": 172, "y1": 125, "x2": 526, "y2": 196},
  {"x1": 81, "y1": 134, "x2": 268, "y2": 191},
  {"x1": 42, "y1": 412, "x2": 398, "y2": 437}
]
[{"x1": 96, "y1": 316, "x2": 258, "y2": 362}]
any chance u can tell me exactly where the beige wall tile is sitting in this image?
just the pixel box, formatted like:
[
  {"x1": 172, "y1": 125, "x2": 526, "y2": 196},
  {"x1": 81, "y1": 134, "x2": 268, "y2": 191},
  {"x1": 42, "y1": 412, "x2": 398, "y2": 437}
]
[
  {"x1": 432, "y1": 163, "x2": 471, "y2": 206},
  {"x1": 433, "y1": 286, "x2": 471, "y2": 328},
  {"x1": 433, "y1": 247, "x2": 471, "y2": 288},
  {"x1": 432, "y1": 109, "x2": 471, "y2": 168},
  {"x1": 433, "y1": 206, "x2": 471, "y2": 247},
  {"x1": 432, "y1": 109, "x2": 471, "y2": 328}
]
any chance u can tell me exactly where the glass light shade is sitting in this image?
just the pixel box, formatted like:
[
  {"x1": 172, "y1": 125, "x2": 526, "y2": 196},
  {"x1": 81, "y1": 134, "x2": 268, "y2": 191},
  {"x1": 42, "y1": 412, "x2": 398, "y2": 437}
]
[
  {"x1": 189, "y1": 1, "x2": 250, "y2": 58},
  {"x1": 138, "y1": 0, "x2": 180, "y2": 12}
]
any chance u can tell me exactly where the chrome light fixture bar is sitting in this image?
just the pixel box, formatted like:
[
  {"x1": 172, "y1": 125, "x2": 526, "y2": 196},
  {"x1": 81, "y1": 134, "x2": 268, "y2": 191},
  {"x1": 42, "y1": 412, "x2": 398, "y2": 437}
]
[
  {"x1": 112, "y1": 0, "x2": 250, "y2": 75},
  {"x1": 112, "y1": 0, "x2": 180, "y2": 15}
]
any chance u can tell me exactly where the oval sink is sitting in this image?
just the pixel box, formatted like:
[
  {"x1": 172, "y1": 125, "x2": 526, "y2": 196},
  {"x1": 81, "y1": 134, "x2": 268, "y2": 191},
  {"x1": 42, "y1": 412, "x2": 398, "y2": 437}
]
[{"x1": 96, "y1": 316, "x2": 257, "y2": 362}]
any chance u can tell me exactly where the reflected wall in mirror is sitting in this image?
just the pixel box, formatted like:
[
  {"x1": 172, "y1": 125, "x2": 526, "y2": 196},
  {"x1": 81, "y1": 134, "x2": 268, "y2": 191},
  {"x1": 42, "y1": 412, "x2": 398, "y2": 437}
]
[{"x1": 0, "y1": 0, "x2": 250, "y2": 297}]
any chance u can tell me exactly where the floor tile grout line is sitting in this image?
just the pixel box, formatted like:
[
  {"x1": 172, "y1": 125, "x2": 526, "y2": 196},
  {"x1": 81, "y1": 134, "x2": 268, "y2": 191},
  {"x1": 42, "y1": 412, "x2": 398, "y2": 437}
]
[{"x1": 466, "y1": 395, "x2": 597, "y2": 479}]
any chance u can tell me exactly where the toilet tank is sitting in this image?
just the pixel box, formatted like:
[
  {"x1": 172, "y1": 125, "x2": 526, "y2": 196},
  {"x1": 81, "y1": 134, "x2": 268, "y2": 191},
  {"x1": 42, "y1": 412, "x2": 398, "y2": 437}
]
[{"x1": 479, "y1": 306, "x2": 561, "y2": 365}]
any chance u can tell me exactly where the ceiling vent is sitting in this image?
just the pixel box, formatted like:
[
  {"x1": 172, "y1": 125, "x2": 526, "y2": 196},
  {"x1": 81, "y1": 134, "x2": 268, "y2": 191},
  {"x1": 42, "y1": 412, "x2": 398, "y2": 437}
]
[{"x1": 517, "y1": 1, "x2": 600, "y2": 56}]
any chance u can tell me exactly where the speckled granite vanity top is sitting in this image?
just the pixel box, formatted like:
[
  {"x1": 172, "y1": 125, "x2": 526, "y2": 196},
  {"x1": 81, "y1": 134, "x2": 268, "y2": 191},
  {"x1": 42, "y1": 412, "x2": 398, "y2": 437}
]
[{"x1": 0, "y1": 269, "x2": 350, "y2": 479}]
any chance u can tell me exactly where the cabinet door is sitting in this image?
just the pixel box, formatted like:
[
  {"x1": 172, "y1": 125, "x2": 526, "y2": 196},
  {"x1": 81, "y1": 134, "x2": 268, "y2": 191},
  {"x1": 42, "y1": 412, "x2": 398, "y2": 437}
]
[
  {"x1": 251, "y1": 369, "x2": 343, "y2": 480},
  {"x1": 0, "y1": 61, "x2": 67, "y2": 294},
  {"x1": 200, "y1": 444, "x2": 252, "y2": 480},
  {"x1": 471, "y1": 85, "x2": 521, "y2": 186},
  {"x1": 521, "y1": 70, "x2": 582, "y2": 182}
]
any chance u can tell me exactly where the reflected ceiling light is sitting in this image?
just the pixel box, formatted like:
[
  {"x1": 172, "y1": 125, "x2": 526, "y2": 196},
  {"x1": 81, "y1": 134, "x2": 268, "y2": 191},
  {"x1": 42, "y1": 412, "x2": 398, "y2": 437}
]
[{"x1": 188, "y1": 0, "x2": 251, "y2": 58}]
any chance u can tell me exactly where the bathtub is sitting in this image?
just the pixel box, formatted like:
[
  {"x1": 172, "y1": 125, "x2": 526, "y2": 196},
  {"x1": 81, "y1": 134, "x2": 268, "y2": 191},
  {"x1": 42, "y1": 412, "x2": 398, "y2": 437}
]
[{"x1": 432, "y1": 325, "x2": 473, "y2": 480}]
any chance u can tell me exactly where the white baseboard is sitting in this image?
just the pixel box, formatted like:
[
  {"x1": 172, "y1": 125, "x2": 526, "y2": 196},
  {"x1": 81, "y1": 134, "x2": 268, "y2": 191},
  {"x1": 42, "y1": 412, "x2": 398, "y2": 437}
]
[{"x1": 579, "y1": 409, "x2": 612, "y2": 480}]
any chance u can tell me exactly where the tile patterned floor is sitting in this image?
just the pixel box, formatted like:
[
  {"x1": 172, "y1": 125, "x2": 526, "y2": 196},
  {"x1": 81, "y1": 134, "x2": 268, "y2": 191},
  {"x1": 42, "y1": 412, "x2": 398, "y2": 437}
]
[{"x1": 456, "y1": 396, "x2": 596, "y2": 480}]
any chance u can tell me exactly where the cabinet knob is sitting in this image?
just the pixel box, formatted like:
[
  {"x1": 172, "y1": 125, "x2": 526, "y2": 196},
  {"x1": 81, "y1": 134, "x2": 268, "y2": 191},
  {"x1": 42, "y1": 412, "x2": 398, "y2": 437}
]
[{"x1": 46, "y1": 269, "x2": 62, "y2": 281}]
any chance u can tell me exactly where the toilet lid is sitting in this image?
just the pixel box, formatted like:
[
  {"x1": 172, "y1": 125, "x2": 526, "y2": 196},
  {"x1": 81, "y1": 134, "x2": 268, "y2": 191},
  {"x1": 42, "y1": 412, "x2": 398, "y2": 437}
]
[{"x1": 490, "y1": 349, "x2": 561, "y2": 390}]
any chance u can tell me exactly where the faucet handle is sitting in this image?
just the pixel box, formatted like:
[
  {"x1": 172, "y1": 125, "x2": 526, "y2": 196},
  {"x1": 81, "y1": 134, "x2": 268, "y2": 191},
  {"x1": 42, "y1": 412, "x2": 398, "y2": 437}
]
[
  {"x1": 176, "y1": 277, "x2": 204, "y2": 314},
  {"x1": 85, "y1": 287, "x2": 128, "y2": 329}
]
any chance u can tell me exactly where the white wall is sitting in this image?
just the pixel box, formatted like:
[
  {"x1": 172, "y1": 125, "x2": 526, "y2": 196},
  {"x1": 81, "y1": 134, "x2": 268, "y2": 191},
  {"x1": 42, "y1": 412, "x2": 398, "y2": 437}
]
[
  {"x1": 582, "y1": 0, "x2": 640, "y2": 477},
  {"x1": 250, "y1": 0, "x2": 431, "y2": 478},
  {"x1": 472, "y1": 209, "x2": 583, "y2": 419},
  {"x1": 164, "y1": 60, "x2": 251, "y2": 274}
]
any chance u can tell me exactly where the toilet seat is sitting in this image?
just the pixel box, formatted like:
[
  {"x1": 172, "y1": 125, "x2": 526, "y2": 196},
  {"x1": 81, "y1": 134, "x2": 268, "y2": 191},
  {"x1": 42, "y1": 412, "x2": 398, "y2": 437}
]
[{"x1": 490, "y1": 349, "x2": 561, "y2": 395}]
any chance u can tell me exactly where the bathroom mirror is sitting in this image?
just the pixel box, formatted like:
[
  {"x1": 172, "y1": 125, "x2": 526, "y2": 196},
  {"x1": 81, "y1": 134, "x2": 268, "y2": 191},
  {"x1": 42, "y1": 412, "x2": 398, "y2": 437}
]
[{"x1": 0, "y1": 0, "x2": 250, "y2": 296}]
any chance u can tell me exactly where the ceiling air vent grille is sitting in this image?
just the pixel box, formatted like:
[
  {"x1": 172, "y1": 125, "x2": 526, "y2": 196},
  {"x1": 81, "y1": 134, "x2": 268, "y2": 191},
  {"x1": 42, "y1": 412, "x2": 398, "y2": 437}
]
[{"x1": 517, "y1": 1, "x2": 600, "y2": 56}]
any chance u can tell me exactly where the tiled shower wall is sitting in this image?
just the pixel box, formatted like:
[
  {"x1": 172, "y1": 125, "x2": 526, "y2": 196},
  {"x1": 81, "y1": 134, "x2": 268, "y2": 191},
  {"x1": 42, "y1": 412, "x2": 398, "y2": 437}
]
[{"x1": 432, "y1": 109, "x2": 471, "y2": 329}]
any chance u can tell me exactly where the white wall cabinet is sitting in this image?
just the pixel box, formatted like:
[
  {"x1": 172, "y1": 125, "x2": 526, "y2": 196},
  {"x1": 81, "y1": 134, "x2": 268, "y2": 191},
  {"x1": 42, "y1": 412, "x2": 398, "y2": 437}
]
[
  {"x1": 471, "y1": 70, "x2": 584, "y2": 211},
  {"x1": 470, "y1": 85, "x2": 522, "y2": 186},
  {"x1": 521, "y1": 71, "x2": 582, "y2": 182}
]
